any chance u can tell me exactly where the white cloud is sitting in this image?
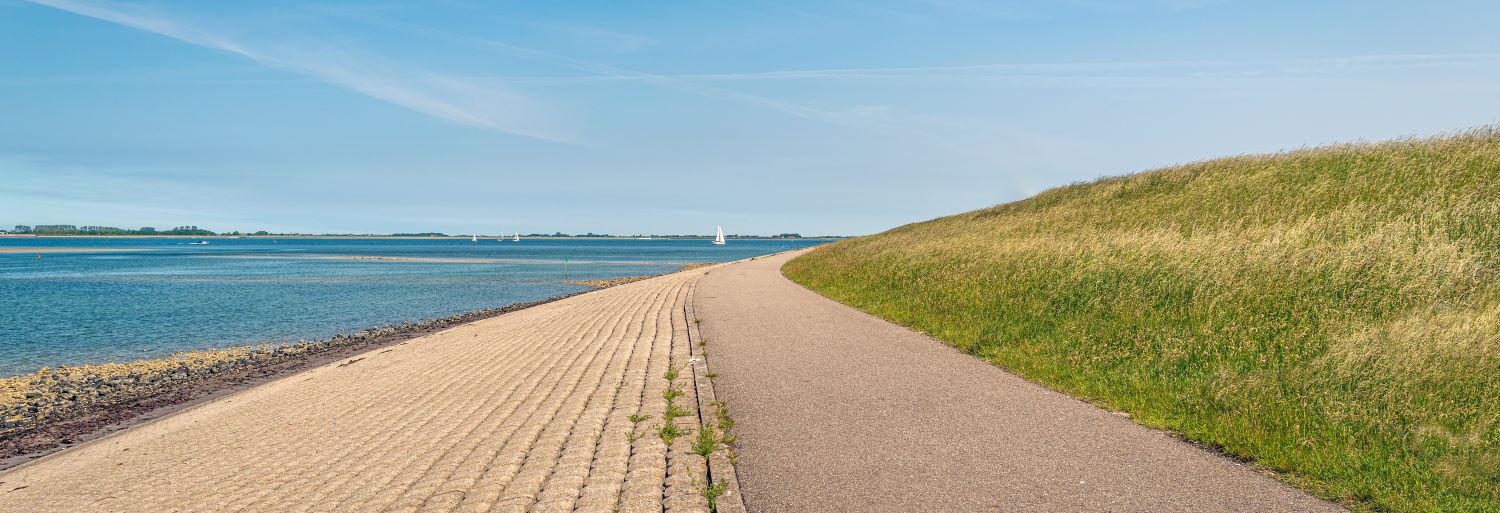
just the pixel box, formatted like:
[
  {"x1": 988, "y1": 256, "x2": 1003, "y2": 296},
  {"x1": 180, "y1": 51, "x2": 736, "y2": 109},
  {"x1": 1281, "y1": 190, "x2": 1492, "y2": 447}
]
[
  {"x1": 340, "y1": 12, "x2": 905, "y2": 134},
  {"x1": 529, "y1": 22, "x2": 653, "y2": 54},
  {"x1": 655, "y1": 53, "x2": 1500, "y2": 83},
  {"x1": 25, "y1": 0, "x2": 570, "y2": 142}
]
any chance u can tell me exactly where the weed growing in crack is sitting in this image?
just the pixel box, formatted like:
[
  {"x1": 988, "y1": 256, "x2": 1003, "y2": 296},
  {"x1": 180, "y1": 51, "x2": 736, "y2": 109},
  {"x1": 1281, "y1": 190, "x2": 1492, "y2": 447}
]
[
  {"x1": 702, "y1": 481, "x2": 728, "y2": 512},
  {"x1": 659, "y1": 422, "x2": 688, "y2": 446},
  {"x1": 707, "y1": 399, "x2": 738, "y2": 461},
  {"x1": 692, "y1": 422, "x2": 720, "y2": 457},
  {"x1": 628, "y1": 414, "x2": 648, "y2": 424},
  {"x1": 660, "y1": 363, "x2": 692, "y2": 446},
  {"x1": 665, "y1": 401, "x2": 691, "y2": 422},
  {"x1": 709, "y1": 401, "x2": 734, "y2": 432}
]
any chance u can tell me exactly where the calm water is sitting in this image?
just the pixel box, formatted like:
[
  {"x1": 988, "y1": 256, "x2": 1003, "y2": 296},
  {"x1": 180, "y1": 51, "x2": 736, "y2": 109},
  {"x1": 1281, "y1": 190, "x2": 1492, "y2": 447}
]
[{"x1": 0, "y1": 237, "x2": 826, "y2": 376}]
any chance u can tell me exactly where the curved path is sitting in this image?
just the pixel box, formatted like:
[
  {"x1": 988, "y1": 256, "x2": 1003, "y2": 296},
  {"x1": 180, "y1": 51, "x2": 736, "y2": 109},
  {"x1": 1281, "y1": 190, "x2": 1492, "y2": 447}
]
[
  {"x1": 0, "y1": 270, "x2": 729, "y2": 513},
  {"x1": 694, "y1": 249, "x2": 1344, "y2": 513}
]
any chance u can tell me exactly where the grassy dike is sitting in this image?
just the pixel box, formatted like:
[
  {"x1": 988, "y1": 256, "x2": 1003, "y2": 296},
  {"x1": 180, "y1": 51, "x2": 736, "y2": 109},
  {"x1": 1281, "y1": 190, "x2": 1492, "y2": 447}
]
[{"x1": 783, "y1": 130, "x2": 1500, "y2": 512}]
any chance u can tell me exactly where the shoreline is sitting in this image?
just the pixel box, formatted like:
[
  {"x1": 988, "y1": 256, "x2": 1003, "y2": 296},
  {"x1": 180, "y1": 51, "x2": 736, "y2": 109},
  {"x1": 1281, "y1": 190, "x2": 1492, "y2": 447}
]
[
  {"x1": 0, "y1": 292, "x2": 588, "y2": 470},
  {"x1": 3, "y1": 235, "x2": 841, "y2": 240},
  {"x1": 0, "y1": 257, "x2": 744, "y2": 511},
  {"x1": 0, "y1": 263, "x2": 715, "y2": 469}
]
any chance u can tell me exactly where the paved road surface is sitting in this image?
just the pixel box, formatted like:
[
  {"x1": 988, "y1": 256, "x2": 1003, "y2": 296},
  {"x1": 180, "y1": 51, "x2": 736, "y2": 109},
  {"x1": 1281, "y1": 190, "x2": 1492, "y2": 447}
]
[{"x1": 694, "y1": 249, "x2": 1343, "y2": 513}]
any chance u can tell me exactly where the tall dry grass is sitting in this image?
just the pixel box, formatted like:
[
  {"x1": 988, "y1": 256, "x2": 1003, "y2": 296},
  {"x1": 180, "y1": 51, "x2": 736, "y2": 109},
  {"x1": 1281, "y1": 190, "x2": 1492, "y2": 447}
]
[{"x1": 785, "y1": 128, "x2": 1500, "y2": 512}]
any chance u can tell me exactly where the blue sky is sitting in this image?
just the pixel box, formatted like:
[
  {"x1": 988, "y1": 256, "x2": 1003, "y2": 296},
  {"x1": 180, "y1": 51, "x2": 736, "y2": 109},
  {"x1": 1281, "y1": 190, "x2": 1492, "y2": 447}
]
[{"x1": 3, "y1": 1, "x2": 1498, "y2": 235}]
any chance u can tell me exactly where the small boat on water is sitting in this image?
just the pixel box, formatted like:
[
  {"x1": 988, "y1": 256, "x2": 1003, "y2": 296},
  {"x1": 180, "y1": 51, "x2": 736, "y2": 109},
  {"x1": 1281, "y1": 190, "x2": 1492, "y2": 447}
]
[
  {"x1": 189, "y1": 240, "x2": 209, "y2": 245},
  {"x1": 712, "y1": 226, "x2": 726, "y2": 245},
  {"x1": 470, "y1": 235, "x2": 478, "y2": 242},
  {"x1": 513, "y1": 232, "x2": 521, "y2": 242}
]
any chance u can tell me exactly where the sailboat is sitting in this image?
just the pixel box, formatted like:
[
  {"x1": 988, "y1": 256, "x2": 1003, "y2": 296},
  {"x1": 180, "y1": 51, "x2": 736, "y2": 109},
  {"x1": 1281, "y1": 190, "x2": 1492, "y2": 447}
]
[
  {"x1": 712, "y1": 226, "x2": 726, "y2": 245},
  {"x1": 471, "y1": 235, "x2": 478, "y2": 242},
  {"x1": 513, "y1": 232, "x2": 521, "y2": 242}
]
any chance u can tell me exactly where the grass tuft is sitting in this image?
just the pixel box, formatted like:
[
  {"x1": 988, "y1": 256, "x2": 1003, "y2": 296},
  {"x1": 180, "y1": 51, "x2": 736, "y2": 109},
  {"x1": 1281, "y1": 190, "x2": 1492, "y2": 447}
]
[
  {"x1": 692, "y1": 422, "x2": 721, "y2": 457},
  {"x1": 702, "y1": 481, "x2": 728, "y2": 512},
  {"x1": 659, "y1": 422, "x2": 687, "y2": 446}
]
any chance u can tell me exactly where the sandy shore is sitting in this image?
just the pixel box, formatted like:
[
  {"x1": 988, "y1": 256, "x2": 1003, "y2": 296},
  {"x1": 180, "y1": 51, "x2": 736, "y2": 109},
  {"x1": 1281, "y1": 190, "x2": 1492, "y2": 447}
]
[{"x1": 0, "y1": 266, "x2": 742, "y2": 512}]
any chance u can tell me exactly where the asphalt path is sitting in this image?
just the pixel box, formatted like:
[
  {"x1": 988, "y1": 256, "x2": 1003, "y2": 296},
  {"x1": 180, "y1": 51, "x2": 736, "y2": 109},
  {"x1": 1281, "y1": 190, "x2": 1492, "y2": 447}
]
[{"x1": 694, "y1": 249, "x2": 1343, "y2": 513}]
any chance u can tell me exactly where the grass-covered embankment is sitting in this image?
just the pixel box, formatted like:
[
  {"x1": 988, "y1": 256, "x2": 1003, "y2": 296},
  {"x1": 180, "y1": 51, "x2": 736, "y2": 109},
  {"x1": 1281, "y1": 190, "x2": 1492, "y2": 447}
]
[{"x1": 784, "y1": 129, "x2": 1500, "y2": 512}]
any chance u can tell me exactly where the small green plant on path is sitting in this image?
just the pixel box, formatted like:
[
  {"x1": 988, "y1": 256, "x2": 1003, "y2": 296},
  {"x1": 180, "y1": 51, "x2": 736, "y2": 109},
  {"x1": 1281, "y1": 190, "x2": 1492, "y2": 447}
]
[
  {"x1": 692, "y1": 422, "x2": 720, "y2": 457},
  {"x1": 702, "y1": 481, "x2": 728, "y2": 512},
  {"x1": 628, "y1": 414, "x2": 648, "y2": 424},
  {"x1": 658, "y1": 422, "x2": 687, "y2": 446},
  {"x1": 664, "y1": 401, "x2": 691, "y2": 422}
]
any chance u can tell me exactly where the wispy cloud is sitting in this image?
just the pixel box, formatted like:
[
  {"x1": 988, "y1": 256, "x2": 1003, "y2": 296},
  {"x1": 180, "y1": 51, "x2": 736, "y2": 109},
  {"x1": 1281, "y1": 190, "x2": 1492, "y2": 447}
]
[
  {"x1": 0, "y1": 153, "x2": 249, "y2": 226},
  {"x1": 653, "y1": 53, "x2": 1500, "y2": 83},
  {"x1": 24, "y1": 0, "x2": 569, "y2": 142},
  {"x1": 528, "y1": 21, "x2": 653, "y2": 54},
  {"x1": 338, "y1": 11, "x2": 902, "y2": 134},
  {"x1": 422, "y1": 52, "x2": 1500, "y2": 90}
]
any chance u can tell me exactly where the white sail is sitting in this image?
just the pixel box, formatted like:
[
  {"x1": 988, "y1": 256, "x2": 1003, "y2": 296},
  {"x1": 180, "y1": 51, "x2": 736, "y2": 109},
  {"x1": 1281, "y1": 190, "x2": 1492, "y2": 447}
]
[
  {"x1": 471, "y1": 235, "x2": 478, "y2": 242},
  {"x1": 713, "y1": 226, "x2": 726, "y2": 245},
  {"x1": 514, "y1": 232, "x2": 520, "y2": 242}
]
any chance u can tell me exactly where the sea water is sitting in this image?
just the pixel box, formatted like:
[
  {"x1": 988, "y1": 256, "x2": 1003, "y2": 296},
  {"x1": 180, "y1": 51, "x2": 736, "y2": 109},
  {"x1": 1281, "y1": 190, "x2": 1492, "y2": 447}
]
[{"x1": 0, "y1": 237, "x2": 826, "y2": 376}]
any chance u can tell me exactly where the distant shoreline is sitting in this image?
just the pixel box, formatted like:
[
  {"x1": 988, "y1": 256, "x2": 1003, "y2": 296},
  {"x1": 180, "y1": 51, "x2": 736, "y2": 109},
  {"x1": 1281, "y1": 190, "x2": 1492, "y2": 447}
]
[
  {"x1": 0, "y1": 247, "x2": 153, "y2": 254},
  {"x1": 1, "y1": 234, "x2": 841, "y2": 240}
]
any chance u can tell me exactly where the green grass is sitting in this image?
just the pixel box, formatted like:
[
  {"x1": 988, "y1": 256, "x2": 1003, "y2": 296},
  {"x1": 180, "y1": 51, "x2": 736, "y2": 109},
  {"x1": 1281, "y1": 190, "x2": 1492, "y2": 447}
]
[
  {"x1": 701, "y1": 481, "x2": 729, "y2": 513},
  {"x1": 658, "y1": 422, "x2": 687, "y2": 446},
  {"x1": 692, "y1": 422, "x2": 722, "y2": 457},
  {"x1": 783, "y1": 129, "x2": 1500, "y2": 512}
]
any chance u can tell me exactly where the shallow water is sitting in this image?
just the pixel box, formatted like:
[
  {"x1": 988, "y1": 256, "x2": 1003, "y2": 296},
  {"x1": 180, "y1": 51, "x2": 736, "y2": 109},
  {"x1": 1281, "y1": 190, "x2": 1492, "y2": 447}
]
[{"x1": 0, "y1": 237, "x2": 826, "y2": 376}]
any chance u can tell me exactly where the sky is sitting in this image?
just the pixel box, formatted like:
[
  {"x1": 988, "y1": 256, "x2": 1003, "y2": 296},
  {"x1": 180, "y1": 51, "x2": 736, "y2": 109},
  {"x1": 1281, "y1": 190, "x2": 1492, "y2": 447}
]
[{"x1": 2, "y1": 1, "x2": 1499, "y2": 236}]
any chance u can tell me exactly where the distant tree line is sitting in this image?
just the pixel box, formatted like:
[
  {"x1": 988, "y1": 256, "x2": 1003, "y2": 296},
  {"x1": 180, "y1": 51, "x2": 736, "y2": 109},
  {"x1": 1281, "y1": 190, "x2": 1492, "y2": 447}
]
[
  {"x1": 528, "y1": 232, "x2": 809, "y2": 238},
  {"x1": 3, "y1": 225, "x2": 838, "y2": 238},
  {"x1": 9, "y1": 225, "x2": 216, "y2": 236}
]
